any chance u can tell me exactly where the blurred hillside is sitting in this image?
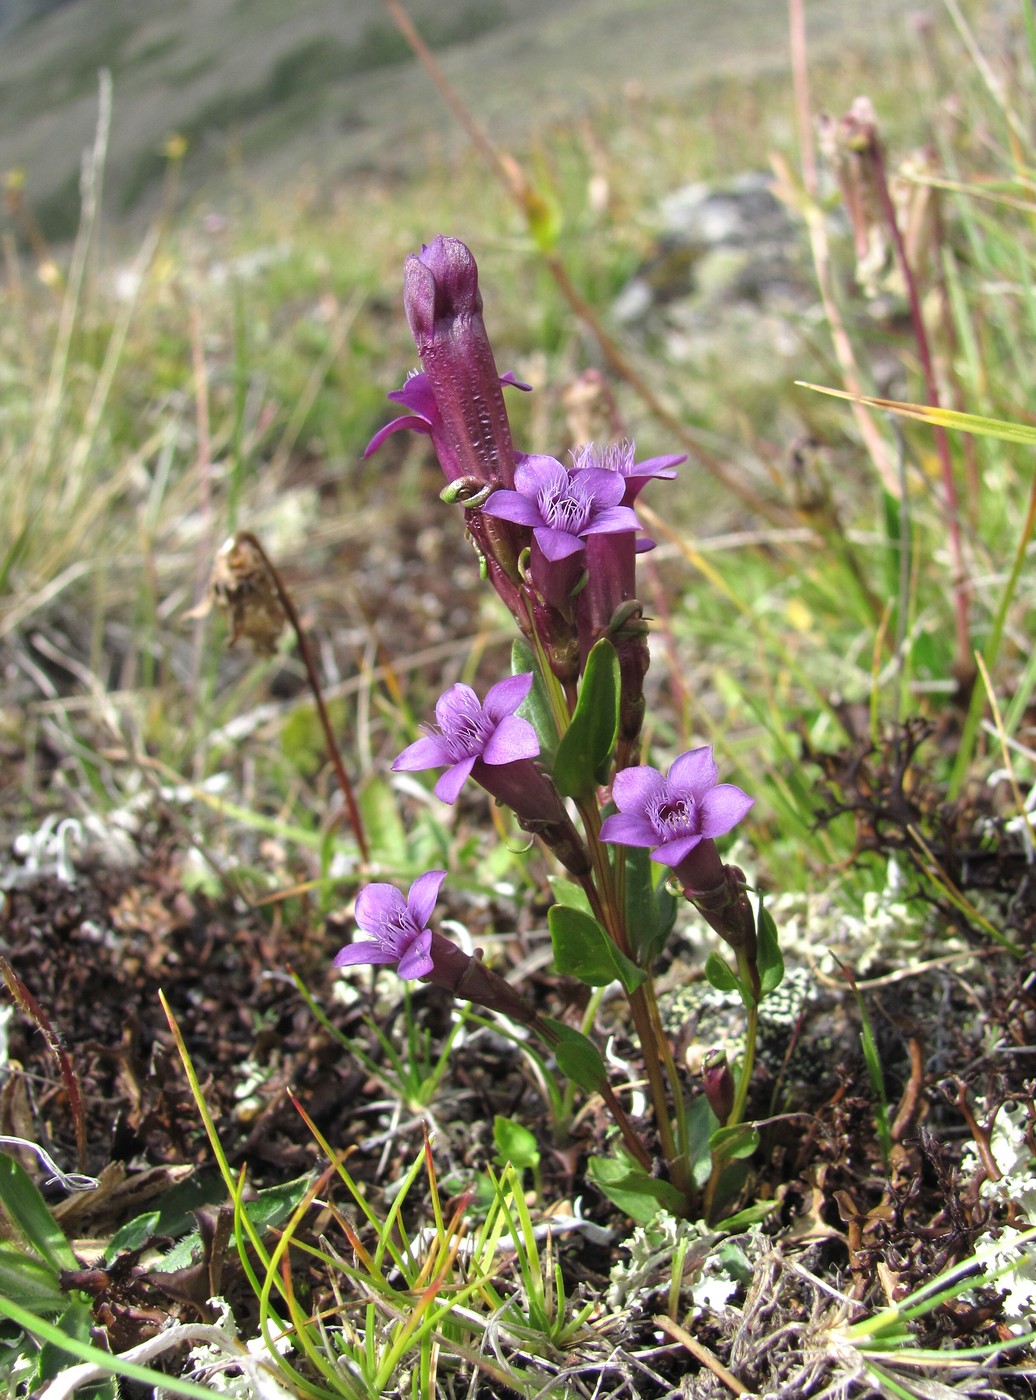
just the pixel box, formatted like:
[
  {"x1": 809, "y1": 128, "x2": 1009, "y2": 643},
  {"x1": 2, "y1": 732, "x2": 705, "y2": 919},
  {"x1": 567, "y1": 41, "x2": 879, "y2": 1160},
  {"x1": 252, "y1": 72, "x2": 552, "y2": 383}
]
[{"x1": 0, "y1": 0, "x2": 914, "y2": 240}]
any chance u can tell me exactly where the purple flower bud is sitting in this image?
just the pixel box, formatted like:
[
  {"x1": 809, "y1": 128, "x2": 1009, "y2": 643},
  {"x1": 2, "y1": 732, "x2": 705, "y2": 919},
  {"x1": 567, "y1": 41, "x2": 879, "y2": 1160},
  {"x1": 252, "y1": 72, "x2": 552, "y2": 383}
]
[
  {"x1": 700, "y1": 1047, "x2": 735, "y2": 1124},
  {"x1": 402, "y1": 236, "x2": 522, "y2": 493}
]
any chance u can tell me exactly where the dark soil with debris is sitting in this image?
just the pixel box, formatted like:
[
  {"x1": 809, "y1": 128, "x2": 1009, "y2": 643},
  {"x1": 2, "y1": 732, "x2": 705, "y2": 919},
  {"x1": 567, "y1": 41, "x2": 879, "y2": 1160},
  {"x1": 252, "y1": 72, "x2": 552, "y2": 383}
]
[
  {"x1": 3, "y1": 490, "x2": 1036, "y2": 1395},
  {"x1": 4, "y1": 715, "x2": 1036, "y2": 1396}
]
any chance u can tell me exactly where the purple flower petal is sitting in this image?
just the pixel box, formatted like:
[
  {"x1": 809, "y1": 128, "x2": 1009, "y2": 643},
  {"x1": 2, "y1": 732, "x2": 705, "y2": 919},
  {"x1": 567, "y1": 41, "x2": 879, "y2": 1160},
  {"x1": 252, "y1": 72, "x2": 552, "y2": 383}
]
[
  {"x1": 669, "y1": 746, "x2": 719, "y2": 794},
  {"x1": 407, "y1": 869, "x2": 447, "y2": 928},
  {"x1": 332, "y1": 941, "x2": 397, "y2": 968},
  {"x1": 583, "y1": 504, "x2": 640, "y2": 535},
  {"x1": 651, "y1": 833, "x2": 703, "y2": 866},
  {"x1": 699, "y1": 784, "x2": 756, "y2": 837},
  {"x1": 434, "y1": 756, "x2": 476, "y2": 804},
  {"x1": 481, "y1": 714, "x2": 539, "y2": 765},
  {"x1": 392, "y1": 733, "x2": 456, "y2": 773},
  {"x1": 354, "y1": 882, "x2": 408, "y2": 940},
  {"x1": 611, "y1": 764, "x2": 668, "y2": 811},
  {"x1": 598, "y1": 810, "x2": 659, "y2": 847},
  {"x1": 397, "y1": 929, "x2": 435, "y2": 980},
  {"x1": 534, "y1": 527, "x2": 588, "y2": 562},
  {"x1": 483, "y1": 672, "x2": 533, "y2": 719},
  {"x1": 481, "y1": 489, "x2": 542, "y2": 527},
  {"x1": 364, "y1": 413, "x2": 432, "y2": 457}
]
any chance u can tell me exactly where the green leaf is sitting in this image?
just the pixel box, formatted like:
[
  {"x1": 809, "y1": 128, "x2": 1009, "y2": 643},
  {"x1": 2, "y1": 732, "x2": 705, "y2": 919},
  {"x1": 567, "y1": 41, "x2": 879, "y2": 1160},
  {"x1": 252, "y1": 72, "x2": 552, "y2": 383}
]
[
  {"x1": 493, "y1": 1116, "x2": 540, "y2": 1171},
  {"x1": 0, "y1": 1242, "x2": 66, "y2": 1313},
  {"x1": 105, "y1": 1210, "x2": 161, "y2": 1261},
  {"x1": 623, "y1": 843, "x2": 677, "y2": 968},
  {"x1": 704, "y1": 952, "x2": 743, "y2": 996},
  {"x1": 37, "y1": 1300, "x2": 118, "y2": 1397},
  {"x1": 553, "y1": 639, "x2": 619, "y2": 799},
  {"x1": 151, "y1": 1174, "x2": 313, "y2": 1273},
  {"x1": 358, "y1": 774, "x2": 409, "y2": 867},
  {"x1": 513, "y1": 639, "x2": 558, "y2": 762},
  {"x1": 709, "y1": 1124, "x2": 760, "y2": 1166},
  {"x1": 0, "y1": 1153, "x2": 77, "y2": 1273},
  {"x1": 587, "y1": 1157, "x2": 685, "y2": 1222},
  {"x1": 713, "y1": 1201, "x2": 777, "y2": 1230},
  {"x1": 686, "y1": 1095, "x2": 719, "y2": 1188},
  {"x1": 548, "y1": 904, "x2": 646, "y2": 992},
  {"x1": 756, "y1": 903, "x2": 785, "y2": 997},
  {"x1": 540, "y1": 1018, "x2": 607, "y2": 1092}
]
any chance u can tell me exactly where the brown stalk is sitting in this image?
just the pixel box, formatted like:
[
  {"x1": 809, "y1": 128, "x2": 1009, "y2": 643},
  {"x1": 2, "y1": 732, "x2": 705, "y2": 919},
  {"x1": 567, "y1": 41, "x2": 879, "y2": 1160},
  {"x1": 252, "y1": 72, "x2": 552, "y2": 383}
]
[
  {"x1": 0, "y1": 955, "x2": 88, "y2": 1173},
  {"x1": 233, "y1": 532, "x2": 370, "y2": 866}
]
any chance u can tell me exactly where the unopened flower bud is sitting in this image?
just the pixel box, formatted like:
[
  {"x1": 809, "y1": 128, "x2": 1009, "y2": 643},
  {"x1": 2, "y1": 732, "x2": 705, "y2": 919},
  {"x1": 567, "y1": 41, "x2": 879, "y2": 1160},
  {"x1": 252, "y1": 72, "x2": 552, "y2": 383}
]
[{"x1": 701, "y1": 1047, "x2": 735, "y2": 1125}]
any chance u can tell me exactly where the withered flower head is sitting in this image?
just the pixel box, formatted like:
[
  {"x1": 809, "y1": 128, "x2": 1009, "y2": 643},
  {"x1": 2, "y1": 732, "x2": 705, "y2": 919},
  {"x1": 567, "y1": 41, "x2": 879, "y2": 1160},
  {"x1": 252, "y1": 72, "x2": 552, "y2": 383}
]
[{"x1": 208, "y1": 533, "x2": 286, "y2": 656}]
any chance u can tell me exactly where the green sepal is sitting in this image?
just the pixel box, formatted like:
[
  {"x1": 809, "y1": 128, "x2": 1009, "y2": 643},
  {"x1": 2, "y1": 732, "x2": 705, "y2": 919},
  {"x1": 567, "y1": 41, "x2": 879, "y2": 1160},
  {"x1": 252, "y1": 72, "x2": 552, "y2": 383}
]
[
  {"x1": 548, "y1": 903, "x2": 646, "y2": 993},
  {"x1": 553, "y1": 639, "x2": 619, "y2": 798},
  {"x1": 623, "y1": 843, "x2": 677, "y2": 968},
  {"x1": 539, "y1": 1017, "x2": 608, "y2": 1093},
  {"x1": 587, "y1": 1156, "x2": 686, "y2": 1223},
  {"x1": 512, "y1": 639, "x2": 558, "y2": 763},
  {"x1": 757, "y1": 900, "x2": 785, "y2": 997}
]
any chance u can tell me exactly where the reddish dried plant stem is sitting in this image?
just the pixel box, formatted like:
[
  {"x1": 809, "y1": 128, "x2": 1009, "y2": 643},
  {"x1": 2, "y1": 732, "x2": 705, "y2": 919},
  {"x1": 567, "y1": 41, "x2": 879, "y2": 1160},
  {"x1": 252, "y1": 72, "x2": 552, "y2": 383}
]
[
  {"x1": 235, "y1": 532, "x2": 370, "y2": 865},
  {"x1": 0, "y1": 955, "x2": 88, "y2": 1173},
  {"x1": 869, "y1": 137, "x2": 972, "y2": 683}
]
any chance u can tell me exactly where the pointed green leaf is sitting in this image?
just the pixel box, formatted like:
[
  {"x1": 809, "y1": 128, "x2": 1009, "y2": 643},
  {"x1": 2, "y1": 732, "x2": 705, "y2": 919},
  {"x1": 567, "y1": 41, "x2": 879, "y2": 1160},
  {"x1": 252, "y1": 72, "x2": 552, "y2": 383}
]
[
  {"x1": 0, "y1": 1154, "x2": 77, "y2": 1273},
  {"x1": 623, "y1": 843, "x2": 677, "y2": 967},
  {"x1": 553, "y1": 639, "x2": 619, "y2": 799},
  {"x1": 512, "y1": 639, "x2": 558, "y2": 762},
  {"x1": 712, "y1": 1201, "x2": 777, "y2": 1230},
  {"x1": 540, "y1": 1018, "x2": 608, "y2": 1093},
  {"x1": 493, "y1": 1116, "x2": 540, "y2": 1171},
  {"x1": 797, "y1": 382, "x2": 1036, "y2": 445},
  {"x1": 548, "y1": 903, "x2": 646, "y2": 992},
  {"x1": 757, "y1": 903, "x2": 785, "y2": 997},
  {"x1": 587, "y1": 1157, "x2": 685, "y2": 1222},
  {"x1": 709, "y1": 1123, "x2": 760, "y2": 1165},
  {"x1": 704, "y1": 952, "x2": 742, "y2": 996},
  {"x1": 0, "y1": 1243, "x2": 65, "y2": 1312}
]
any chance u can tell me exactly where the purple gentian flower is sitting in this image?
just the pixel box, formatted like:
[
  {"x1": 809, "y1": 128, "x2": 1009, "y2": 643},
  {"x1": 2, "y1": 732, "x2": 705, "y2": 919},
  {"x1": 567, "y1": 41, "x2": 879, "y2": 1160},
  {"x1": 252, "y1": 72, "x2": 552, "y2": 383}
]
[
  {"x1": 599, "y1": 747, "x2": 754, "y2": 868},
  {"x1": 392, "y1": 674, "x2": 539, "y2": 804},
  {"x1": 571, "y1": 440, "x2": 684, "y2": 505},
  {"x1": 333, "y1": 870, "x2": 446, "y2": 980},
  {"x1": 483, "y1": 455, "x2": 640, "y2": 561}
]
